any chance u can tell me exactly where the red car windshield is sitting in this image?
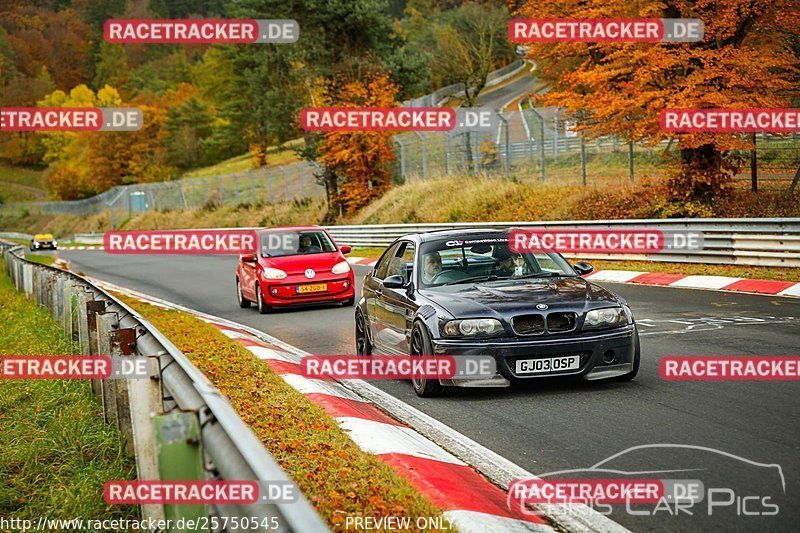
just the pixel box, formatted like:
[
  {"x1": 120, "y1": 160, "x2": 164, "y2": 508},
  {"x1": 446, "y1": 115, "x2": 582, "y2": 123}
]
[{"x1": 259, "y1": 230, "x2": 336, "y2": 257}]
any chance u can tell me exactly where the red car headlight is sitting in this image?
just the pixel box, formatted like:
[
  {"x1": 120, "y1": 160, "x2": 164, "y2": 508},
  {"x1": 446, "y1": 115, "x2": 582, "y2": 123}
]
[{"x1": 261, "y1": 267, "x2": 287, "y2": 280}]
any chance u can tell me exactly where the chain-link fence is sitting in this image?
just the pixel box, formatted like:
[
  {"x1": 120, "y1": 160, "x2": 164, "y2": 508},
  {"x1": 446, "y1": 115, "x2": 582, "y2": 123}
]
[
  {"x1": 392, "y1": 97, "x2": 800, "y2": 191},
  {"x1": 0, "y1": 161, "x2": 326, "y2": 225}
]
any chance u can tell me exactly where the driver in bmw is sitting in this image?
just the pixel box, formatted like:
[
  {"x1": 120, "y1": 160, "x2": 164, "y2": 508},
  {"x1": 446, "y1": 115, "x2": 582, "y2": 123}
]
[
  {"x1": 422, "y1": 250, "x2": 443, "y2": 283},
  {"x1": 494, "y1": 248, "x2": 519, "y2": 276}
]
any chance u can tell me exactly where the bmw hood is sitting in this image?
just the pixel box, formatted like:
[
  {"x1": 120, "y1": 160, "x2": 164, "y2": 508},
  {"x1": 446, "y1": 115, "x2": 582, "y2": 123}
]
[{"x1": 419, "y1": 277, "x2": 621, "y2": 318}]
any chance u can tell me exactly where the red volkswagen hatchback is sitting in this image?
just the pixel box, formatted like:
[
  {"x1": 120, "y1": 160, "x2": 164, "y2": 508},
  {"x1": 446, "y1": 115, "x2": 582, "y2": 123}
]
[{"x1": 236, "y1": 226, "x2": 355, "y2": 313}]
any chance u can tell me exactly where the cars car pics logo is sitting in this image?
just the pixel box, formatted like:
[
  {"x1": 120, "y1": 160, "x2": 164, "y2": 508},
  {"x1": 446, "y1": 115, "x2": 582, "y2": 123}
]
[
  {"x1": 536, "y1": 304, "x2": 549, "y2": 310},
  {"x1": 304, "y1": 268, "x2": 315, "y2": 279},
  {"x1": 506, "y1": 444, "x2": 785, "y2": 518}
]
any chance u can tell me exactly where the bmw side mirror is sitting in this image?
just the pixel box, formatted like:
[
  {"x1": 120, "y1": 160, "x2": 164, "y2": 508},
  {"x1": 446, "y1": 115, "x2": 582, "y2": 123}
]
[
  {"x1": 383, "y1": 275, "x2": 405, "y2": 289},
  {"x1": 405, "y1": 281, "x2": 415, "y2": 299},
  {"x1": 573, "y1": 262, "x2": 594, "y2": 276}
]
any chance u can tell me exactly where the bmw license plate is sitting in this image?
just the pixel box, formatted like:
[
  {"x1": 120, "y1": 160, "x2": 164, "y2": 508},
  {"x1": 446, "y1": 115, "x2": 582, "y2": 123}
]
[
  {"x1": 515, "y1": 355, "x2": 580, "y2": 374},
  {"x1": 297, "y1": 283, "x2": 328, "y2": 294}
]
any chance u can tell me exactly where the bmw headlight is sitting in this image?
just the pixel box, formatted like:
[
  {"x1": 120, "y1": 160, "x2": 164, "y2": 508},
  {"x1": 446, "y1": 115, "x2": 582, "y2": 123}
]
[
  {"x1": 261, "y1": 267, "x2": 287, "y2": 280},
  {"x1": 583, "y1": 307, "x2": 628, "y2": 330},
  {"x1": 331, "y1": 261, "x2": 351, "y2": 274},
  {"x1": 442, "y1": 318, "x2": 505, "y2": 338}
]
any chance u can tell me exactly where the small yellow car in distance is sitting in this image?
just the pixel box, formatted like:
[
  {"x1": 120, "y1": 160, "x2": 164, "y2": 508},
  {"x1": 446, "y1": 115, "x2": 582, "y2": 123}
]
[{"x1": 30, "y1": 234, "x2": 57, "y2": 251}]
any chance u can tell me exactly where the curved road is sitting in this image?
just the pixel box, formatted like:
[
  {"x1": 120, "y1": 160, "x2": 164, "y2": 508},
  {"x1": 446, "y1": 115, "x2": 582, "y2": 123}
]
[{"x1": 55, "y1": 250, "x2": 800, "y2": 532}]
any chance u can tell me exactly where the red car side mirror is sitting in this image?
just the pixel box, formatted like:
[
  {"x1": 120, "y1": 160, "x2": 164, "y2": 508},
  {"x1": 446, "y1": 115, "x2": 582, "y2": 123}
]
[
  {"x1": 340, "y1": 245, "x2": 351, "y2": 254},
  {"x1": 241, "y1": 254, "x2": 257, "y2": 263}
]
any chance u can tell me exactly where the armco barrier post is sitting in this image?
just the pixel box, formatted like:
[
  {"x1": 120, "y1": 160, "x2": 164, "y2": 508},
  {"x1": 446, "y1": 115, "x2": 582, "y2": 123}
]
[
  {"x1": 86, "y1": 299, "x2": 106, "y2": 399},
  {"x1": 71, "y1": 288, "x2": 82, "y2": 346},
  {"x1": 53, "y1": 274, "x2": 64, "y2": 325},
  {"x1": 24, "y1": 263, "x2": 33, "y2": 298},
  {"x1": 154, "y1": 412, "x2": 206, "y2": 526},
  {"x1": 31, "y1": 267, "x2": 40, "y2": 308},
  {"x1": 128, "y1": 355, "x2": 166, "y2": 523},
  {"x1": 62, "y1": 279, "x2": 73, "y2": 339},
  {"x1": 110, "y1": 327, "x2": 137, "y2": 456},
  {"x1": 77, "y1": 290, "x2": 91, "y2": 355},
  {"x1": 97, "y1": 312, "x2": 119, "y2": 427}
]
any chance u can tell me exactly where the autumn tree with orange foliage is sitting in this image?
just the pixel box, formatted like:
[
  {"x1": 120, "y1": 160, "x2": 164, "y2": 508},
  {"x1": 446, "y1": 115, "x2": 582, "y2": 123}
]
[
  {"x1": 316, "y1": 69, "x2": 399, "y2": 216},
  {"x1": 511, "y1": 0, "x2": 800, "y2": 200}
]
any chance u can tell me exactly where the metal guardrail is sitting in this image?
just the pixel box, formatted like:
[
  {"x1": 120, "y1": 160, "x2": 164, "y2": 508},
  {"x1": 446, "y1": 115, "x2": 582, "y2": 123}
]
[
  {"x1": 62, "y1": 218, "x2": 800, "y2": 267},
  {"x1": 0, "y1": 242, "x2": 328, "y2": 533},
  {"x1": 322, "y1": 219, "x2": 800, "y2": 268},
  {"x1": 403, "y1": 60, "x2": 525, "y2": 108}
]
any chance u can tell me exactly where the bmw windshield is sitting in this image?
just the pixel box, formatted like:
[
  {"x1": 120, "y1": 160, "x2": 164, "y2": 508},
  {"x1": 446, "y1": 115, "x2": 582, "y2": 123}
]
[{"x1": 418, "y1": 236, "x2": 577, "y2": 287}]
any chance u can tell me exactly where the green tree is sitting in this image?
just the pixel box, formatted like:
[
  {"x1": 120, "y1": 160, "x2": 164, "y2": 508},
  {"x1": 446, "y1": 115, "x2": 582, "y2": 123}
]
[
  {"x1": 93, "y1": 42, "x2": 128, "y2": 90},
  {"x1": 432, "y1": 1, "x2": 511, "y2": 106},
  {"x1": 165, "y1": 96, "x2": 215, "y2": 169}
]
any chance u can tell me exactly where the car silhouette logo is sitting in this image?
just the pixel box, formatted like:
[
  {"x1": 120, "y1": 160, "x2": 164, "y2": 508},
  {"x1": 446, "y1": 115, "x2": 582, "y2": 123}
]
[
  {"x1": 305, "y1": 268, "x2": 315, "y2": 279},
  {"x1": 537, "y1": 304, "x2": 549, "y2": 310}
]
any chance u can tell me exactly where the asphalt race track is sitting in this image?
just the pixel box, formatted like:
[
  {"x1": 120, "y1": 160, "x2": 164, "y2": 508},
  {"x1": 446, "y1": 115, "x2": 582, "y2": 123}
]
[{"x1": 57, "y1": 250, "x2": 800, "y2": 532}]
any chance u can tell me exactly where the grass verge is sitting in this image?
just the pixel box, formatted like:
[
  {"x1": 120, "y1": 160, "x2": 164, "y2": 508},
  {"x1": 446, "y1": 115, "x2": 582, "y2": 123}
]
[
  {"x1": 0, "y1": 269, "x2": 136, "y2": 520},
  {"x1": 116, "y1": 293, "x2": 450, "y2": 530},
  {"x1": 23, "y1": 253, "x2": 56, "y2": 266}
]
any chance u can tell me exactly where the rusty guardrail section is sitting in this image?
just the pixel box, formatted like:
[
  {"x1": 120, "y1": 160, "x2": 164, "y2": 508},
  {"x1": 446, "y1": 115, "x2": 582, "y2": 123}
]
[{"x1": 0, "y1": 242, "x2": 328, "y2": 533}]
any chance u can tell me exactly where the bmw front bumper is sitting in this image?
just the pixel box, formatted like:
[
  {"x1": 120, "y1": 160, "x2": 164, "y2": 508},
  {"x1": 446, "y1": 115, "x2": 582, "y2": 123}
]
[{"x1": 431, "y1": 325, "x2": 637, "y2": 387}]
